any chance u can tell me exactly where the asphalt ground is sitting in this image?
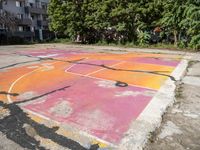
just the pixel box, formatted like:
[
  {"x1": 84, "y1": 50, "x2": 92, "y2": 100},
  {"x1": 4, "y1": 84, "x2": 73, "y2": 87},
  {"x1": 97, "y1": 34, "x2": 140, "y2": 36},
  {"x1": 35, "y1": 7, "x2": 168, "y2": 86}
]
[{"x1": 0, "y1": 44, "x2": 194, "y2": 150}]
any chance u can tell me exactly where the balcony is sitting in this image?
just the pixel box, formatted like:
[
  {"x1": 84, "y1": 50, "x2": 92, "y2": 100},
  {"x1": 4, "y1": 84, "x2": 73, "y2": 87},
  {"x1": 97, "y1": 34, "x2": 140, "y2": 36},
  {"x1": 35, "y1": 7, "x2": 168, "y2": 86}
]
[
  {"x1": 36, "y1": 20, "x2": 49, "y2": 27},
  {"x1": 18, "y1": 18, "x2": 32, "y2": 25},
  {"x1": 13, "y1": 31, "x2": 34, "y2": 37},
  {"x1": 0, "y1": 2, "x2": 3, "y2": 9},
  {"x1": 0, "y1": 29, "x2": 7, "y2": 34},
  {"x1": 37, "y1": 20, "x2": 42, "y2": 27},
  {"x1": 25, "y1": 6, "x2": 47, "y2": 14},
  {"x1": 42, "y1": 20, "x2": 48, "y2": 26}
]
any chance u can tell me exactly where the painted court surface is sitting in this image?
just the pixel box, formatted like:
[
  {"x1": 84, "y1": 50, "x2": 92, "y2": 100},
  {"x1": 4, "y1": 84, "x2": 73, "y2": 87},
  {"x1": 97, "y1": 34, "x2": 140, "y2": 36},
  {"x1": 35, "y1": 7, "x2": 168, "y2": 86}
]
[{"x1": 0, "y1": 49, "x2": 181, "y2": 148}]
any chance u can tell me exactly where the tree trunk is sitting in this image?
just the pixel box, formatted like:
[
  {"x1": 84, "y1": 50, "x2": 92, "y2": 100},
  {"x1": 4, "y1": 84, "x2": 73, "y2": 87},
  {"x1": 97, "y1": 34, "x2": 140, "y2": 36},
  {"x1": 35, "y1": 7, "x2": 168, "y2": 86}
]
[
  {"x1": 173, "y1": 30, "x2": 178, "y2": 46},
  {"x1": 54, "y1": 31, "x2": 58, "y2": 39}
]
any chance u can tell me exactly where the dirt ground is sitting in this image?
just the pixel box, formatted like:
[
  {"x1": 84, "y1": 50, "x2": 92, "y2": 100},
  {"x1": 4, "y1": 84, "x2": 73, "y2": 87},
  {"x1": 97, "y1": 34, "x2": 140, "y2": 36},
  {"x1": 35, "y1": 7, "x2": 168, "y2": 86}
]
[{"x1": 145, "y1": 56, "x2": 200, "y2": 150}]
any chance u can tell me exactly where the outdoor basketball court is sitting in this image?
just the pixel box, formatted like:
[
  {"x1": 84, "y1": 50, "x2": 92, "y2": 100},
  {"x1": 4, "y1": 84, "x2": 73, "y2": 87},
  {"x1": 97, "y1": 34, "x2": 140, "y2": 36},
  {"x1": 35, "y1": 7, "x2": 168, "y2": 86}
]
[{"x1": 0, "y1": 48, "x2": 185, "y2": 149}]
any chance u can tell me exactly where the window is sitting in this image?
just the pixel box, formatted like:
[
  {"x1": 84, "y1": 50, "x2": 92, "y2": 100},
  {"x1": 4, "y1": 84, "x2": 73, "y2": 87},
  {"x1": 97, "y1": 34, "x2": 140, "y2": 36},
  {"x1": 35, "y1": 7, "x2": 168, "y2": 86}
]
[
  {"x1": 17, "y1": 14, "x2": 23, "y2": 19},
  {"x1": 31, "y1": 26, "x2": 34, "y2": 32},
  {"x1": 16, "y1": 1, "x2": 23, "y2": 7},
  {"x1": 43, "y1": 26, "x2": 48, "y2": 30},
  {"x1": 16, "y1": 1, "x2": 20, "y2": 7},
  {"x1": 18, "y1": 26, "x2": 23, "y2": 32},
  {"x1": 0, "y1": 24, "x2": 4, "y2": 29},
  {"x1": 41, "y1": 2, "x2": 47, "y2": 9},
  {"x1": 36, "y1": 1, "x2": 40, "y2": 8},
  {"x1": 24, "y1": 26, "x2": 31, "y2": 31},
  {"x1": 31, "y1": 14, "x2": 34, "y2": 20},
  {"x1": 0, "y1": 0, "x2": 7, "y2": 6},
  {"x1": 36, "y1": 14, "x2": 40, "y2": 20},
  {"x1": 24, "y1": 13, "x2": 29, "y2": 18},
  {"x1": 29, "y1": 3, "x2": 33, "y2": 8},
  {"x1": 42, "y1": 15, "x2": 47, "y2": 21}
]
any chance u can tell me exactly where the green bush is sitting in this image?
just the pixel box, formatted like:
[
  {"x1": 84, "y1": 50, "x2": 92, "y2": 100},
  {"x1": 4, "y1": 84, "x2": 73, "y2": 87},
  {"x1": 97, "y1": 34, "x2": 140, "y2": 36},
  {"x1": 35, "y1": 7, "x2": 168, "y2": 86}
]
[
  {"x1": 177, "y1": 40, "x2": 186, "y2": 49},
  {"x1": 189, "y1": 35, "x2": 200, "y2": 50},
  {"x1": 137, "y1": 31, "x2": 151, "y2": 46}
]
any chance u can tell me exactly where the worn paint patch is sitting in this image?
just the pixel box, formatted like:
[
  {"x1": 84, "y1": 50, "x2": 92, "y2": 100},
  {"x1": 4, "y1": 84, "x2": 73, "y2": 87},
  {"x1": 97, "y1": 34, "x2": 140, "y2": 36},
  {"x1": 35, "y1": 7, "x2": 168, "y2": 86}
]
[
  {"x1": 115, "y1": 91, "x2": 142, "y2": 97},
  {"x1": 95, "y1": 80, "x2": 116, "y2": 89},
  {"x1": 17, "y1": 91, "x2": 38, "y2": 100},
  {"x1": 49, "y1": 100, "x2": 72, "y2": 118}
]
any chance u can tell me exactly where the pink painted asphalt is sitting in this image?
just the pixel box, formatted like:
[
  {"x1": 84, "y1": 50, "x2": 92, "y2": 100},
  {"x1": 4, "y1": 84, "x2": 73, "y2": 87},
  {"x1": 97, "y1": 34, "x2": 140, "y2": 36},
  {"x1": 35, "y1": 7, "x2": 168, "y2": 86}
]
[
  {"x1": 2, "y1": 49, "x2": 181, "y2": 145},
  {"x1": 24, "y1": 77, "x2": 155, "y2": 143}
]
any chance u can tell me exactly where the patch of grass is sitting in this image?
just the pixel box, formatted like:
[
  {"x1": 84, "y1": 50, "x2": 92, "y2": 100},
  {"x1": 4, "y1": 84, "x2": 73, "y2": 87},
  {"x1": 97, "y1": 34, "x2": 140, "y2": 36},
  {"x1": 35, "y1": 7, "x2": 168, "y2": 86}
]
[
  {"x1": 175, "y1": 83, "x2": 184, "y2": 99},
  {"x1": 148, "y1": 131, "x2": 158, "y2": 143},
  {"x1": 51, "y1": 38, "x2": 72, "y2": 44},
  {"x1": 46, "y1": 38, "x2": 198, "y2": 52}
]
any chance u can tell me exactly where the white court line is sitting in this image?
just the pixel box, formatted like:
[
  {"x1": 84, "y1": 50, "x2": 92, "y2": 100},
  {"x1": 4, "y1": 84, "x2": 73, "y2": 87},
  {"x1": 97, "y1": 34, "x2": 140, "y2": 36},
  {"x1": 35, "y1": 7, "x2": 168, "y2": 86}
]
[
  {"x1": 7, "y1": 57, "x2": 112, "y2": 103},
  {"x1": 65, "y1": 70, "x2": 156, "y2": 91},
  {"x1": 6, "y1": 59, "x2": 116, "y2": 147},
  {"x1": 65, "y1": 64, "x2": 77, "y2": 72},
  {"x1": 6, "y1": 58, "x2": 156, "y2": 148},
  {"x1": 86, "y1": 61, "x2": 125, "y2": 76},
  {"x1": 64, "y1": 57, "x2": 89, "y2": 72},
  {"x1": 7, "y1": 62, "x2": 59, "y2": 103},
  {"x1": 7, "y1": 69, "x2": 40, "y2": 103}
]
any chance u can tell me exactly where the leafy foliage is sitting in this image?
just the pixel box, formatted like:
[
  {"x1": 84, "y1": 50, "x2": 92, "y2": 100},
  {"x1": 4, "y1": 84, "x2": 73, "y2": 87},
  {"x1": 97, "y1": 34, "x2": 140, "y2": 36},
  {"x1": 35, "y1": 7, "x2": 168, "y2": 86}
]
[
  {"x1": 137, "y1": 30, "x2": 150, "y2": 45},
  {"x1": 48, "y1": 0, "x2": 200, "y2": 50}
]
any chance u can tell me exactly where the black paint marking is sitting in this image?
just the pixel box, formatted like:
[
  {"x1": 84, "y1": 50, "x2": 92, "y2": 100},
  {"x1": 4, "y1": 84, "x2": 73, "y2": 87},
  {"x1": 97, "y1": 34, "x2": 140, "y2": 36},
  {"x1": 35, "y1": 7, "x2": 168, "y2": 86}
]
[
  {"x1": 0, "y1": 101, "x2": 99, "y2": 150},
  {"x1": 0, "y1": 60, "x2": 41, "y2": 70},
  {"x1": 115, "y1": 81, "x2": 128, "y2": 87},
  {"x1": 4, "y1": 53, "x2": 176, "y2": 81},
  {"x1": 0, "y1": 53, "x2": 87, "y2": 71},
  {"x1": 0, "y1": 91, "x2": 19, "y2": 96},
  {"x1": 13, "y1": 53, "x2": 176, "y2": 81},
  {"x1": 100, "y1": 64, "x2": 176, "y2": 81},
  {"x1": 15, "y1": 85, "x2": 71, "y2": 105}
]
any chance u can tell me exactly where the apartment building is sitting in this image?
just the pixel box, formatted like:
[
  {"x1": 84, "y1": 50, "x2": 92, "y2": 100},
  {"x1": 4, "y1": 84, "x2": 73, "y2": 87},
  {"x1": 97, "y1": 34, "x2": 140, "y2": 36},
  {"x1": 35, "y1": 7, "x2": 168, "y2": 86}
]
[{"x1": 0, "y1": 0, "x2": 51, "y2": 43}]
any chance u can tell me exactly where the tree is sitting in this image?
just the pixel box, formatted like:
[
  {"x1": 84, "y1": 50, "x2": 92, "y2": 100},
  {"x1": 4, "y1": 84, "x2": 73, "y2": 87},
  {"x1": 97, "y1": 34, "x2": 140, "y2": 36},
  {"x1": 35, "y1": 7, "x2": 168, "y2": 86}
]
[
  {"x1": 47, "y1": 0, "x2": 200, "y2": 50},
  {"x1": 157, "y1": 0, "x2": 186, "y2": 46},
  {"x1": 180, "y1": 0, "x2": 200, "y2": 49}
]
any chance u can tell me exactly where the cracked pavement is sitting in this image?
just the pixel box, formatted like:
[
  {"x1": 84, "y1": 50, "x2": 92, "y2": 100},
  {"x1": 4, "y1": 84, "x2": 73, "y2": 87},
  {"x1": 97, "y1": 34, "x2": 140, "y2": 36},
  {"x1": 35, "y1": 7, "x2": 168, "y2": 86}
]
[
  {"x1": 0, "y1": 44, "x2": 199, "y2": 150},
  {"x1": 145, "y1": 54, "x2": 200, "y2": 150}
]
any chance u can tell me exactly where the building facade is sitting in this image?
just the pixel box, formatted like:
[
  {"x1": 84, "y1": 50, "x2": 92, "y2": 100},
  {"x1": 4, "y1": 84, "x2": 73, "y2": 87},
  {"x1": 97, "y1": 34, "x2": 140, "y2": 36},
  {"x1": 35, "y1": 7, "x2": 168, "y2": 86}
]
[{"x1": 0, "y1": 0, "x2": 51, "y2": 43}]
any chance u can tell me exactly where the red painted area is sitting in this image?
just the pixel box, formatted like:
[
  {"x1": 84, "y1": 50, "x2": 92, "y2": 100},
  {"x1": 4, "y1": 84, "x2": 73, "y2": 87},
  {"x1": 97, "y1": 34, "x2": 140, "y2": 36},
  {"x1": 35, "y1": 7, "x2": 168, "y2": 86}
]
[{"x1": 24, "y1": 77, "x2": 155, "y2": 143}]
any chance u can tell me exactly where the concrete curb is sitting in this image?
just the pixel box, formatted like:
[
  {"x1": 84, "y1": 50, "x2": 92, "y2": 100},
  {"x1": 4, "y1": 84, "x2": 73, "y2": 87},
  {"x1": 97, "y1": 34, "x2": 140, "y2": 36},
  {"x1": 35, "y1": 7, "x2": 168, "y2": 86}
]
[
  {"x1": 0, "y1": 44, "x2": 195, "y2": 56},
  {"x1": 118, "y1": 57, "x2": 189, "y2": 150}
]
